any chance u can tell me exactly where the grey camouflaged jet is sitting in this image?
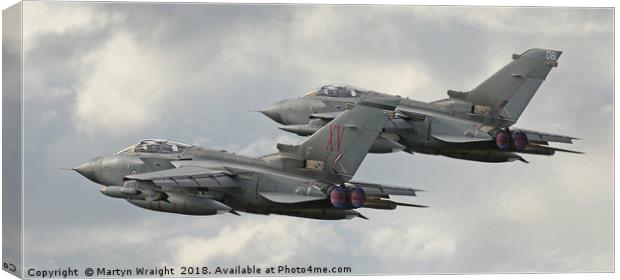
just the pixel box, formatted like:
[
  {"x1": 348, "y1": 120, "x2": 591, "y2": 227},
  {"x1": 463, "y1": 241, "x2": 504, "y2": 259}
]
[
  {"x1": 261, "y1": 48, "x2": 581, "y2": 163},
  {"x1": 74, "y1": 97, "x2": 426, "y2": 220}
]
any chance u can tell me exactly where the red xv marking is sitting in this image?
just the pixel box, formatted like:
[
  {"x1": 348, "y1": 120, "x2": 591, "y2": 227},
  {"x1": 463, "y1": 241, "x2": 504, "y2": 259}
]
[
  {"x1": 326, "y1": 125, "x2": 336, "y2": 151},
  {"x1": 326, "y1": 125, "x2": 346, "y2": 152},
  {"x1": 336, "y1": 126, "x2": 345, "y2": 152}
]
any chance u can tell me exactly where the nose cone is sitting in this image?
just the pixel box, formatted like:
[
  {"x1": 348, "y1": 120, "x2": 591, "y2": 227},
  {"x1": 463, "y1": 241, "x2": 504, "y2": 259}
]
[
  {"x1": 73, "y1": 157, "x2": 101, "y2": 183},
  {"x1": 260, "y1": 101, "x2": 284, "y2": 124}
]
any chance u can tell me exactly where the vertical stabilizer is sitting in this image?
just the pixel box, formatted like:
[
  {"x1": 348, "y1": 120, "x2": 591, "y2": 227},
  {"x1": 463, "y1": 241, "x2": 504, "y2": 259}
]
[
  {"x1": 460, "y1": 48, "x2": 562, "y2": 121},
  {"x1": 286, "y1": 97, "x2": 399, "y2": 181}
]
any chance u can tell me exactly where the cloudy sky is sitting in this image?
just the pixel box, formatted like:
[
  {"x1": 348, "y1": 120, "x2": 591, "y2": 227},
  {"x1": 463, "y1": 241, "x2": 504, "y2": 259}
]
[{"x1": 10, "y1": 1, "x2": 614, "y2": 274}]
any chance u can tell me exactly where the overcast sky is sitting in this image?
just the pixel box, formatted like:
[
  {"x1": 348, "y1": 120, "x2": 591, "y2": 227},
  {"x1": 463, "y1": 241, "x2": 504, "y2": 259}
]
[{"x1": 13, "y1": 2, "x2": 613, "y2": 274}]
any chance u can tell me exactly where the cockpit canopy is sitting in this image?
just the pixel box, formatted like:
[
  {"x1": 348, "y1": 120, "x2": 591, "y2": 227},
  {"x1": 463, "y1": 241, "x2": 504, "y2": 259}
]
[
  {"x1": 302, "y1": 84, "x2": 363, "y2": 98},
  {"x1": 116, "y1": 139, "x2": 193, "y2": 155}
]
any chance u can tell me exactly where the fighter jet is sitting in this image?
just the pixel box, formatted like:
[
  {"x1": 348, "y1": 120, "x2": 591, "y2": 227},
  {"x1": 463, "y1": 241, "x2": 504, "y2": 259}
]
[
  {"x1": 73, "y1": 97, "x2": 425, "y2": 220},
  {"x1": 261, "y1": 48, "x2": 581, "y2": 163}
]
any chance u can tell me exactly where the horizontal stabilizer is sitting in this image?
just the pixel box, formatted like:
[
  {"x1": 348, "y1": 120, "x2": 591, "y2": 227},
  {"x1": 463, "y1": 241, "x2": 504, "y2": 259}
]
[
  {"x1": 432, "y1": 133, "x2": 492, "y2": 143},
  {"x1": 513, "y1": 128, "x2": 578, "y2": 144},
  {"x1": 394, "y1": 201, "x2": 429, "y2": 208},
  {"x1": 348, "y1": 181, "x2": 422, "y2": 197},
  {"x1": 258, "y1": 192, "x2": 326, "y2": 204},
  {"x1": 362, "y1": 198, "x2": 428, "y2": 209},
  {"x1": 528, "y1": 144, "x2": 583, "y2": 154}
]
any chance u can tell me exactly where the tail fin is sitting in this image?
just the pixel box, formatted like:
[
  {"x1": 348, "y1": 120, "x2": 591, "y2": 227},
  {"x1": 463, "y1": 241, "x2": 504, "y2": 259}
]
[
  {"x1": 452, "y1": 48, "x2": 562, "y2": 121},
  {"x1": 283, "y1": 97, "x2": 399, "y2": 180}
]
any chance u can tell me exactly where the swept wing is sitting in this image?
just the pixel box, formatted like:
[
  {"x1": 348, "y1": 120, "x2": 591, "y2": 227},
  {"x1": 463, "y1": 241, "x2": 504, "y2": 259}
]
[{"x1": 125, "y1": 165, "x2": 238, "y2": 190}]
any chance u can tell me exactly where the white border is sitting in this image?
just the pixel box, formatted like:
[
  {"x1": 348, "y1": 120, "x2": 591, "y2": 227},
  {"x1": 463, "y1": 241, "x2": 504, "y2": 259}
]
[{"x1": 0, "y1": 1, "x2": 615, "y2": 280}]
